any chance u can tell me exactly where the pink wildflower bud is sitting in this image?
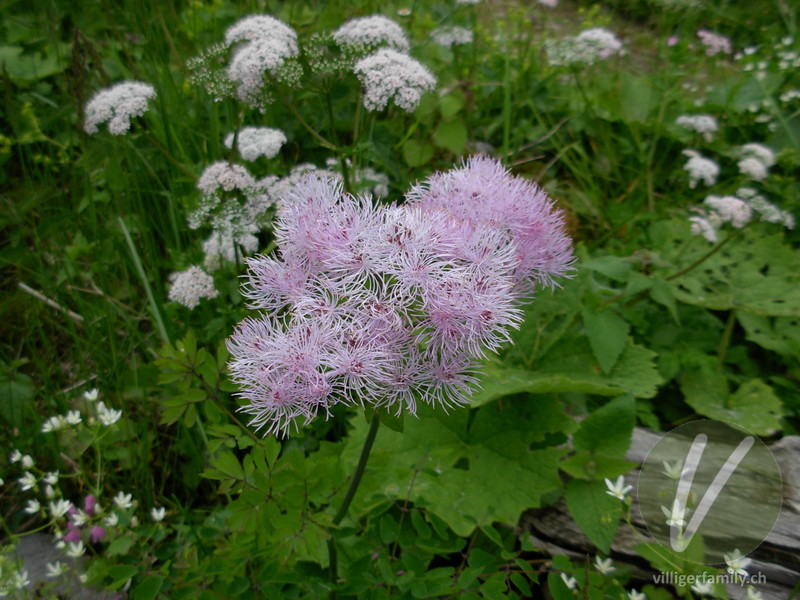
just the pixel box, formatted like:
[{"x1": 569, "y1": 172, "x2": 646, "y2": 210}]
[
  {"x1": 84, "y1": 494, "x2": 98, "y2": 515},
  {"x1": 64, "y1": 527, "x2": 81, "y2": 543},
  {"x1": 90, "y1": 526, "x2": 106, "y2": 543}
]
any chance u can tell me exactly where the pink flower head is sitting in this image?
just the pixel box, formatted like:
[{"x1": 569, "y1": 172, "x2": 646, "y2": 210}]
[
  {"x1": 228, "y1": 158, "x2": 574, "y2": 436},
  {"x1": 84, "y1": 494, "x2": 98, "y2": 516},
  {"x1": 90, "y1": 526, "x2": 106, "y2": 543},
  {"x1": 405, "y1": 155, "x2": 575, "y2": 291},
  {"x1": 64, "y1": 526, "x2": 82, "y2": 543},
  {"x1": 697, "y1": 29, "x2": 732, "y2": 56},
  {"x1": 668, "y1": 36, "x2": 679, "y2": 46}
]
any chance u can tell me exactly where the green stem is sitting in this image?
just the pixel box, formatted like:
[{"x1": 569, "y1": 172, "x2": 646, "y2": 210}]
[{"x1": 327, "y1": 412, "x2": 381, "y2": 597}]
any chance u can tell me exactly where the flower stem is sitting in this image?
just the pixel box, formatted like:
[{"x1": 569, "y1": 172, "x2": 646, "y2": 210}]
[{"x1": 327, "y1": 412, "x2": 381, "y2": 598}]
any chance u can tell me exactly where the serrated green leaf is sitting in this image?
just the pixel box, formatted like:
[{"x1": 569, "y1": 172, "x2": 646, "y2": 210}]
[
  {"x1": 650, "y1": 277, "x2": 680, "y2": 324},
  {"x1": 582, "y1": 308, "x2": 630, "y2": 374},
  {"x1": 105, "y1": 535, "x2": 135, "y2": 556},
  {"x1": 565, "y1": 479, "x2": 622, "y2": 553}
]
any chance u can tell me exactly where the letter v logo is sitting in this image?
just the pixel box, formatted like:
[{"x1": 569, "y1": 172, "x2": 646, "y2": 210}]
[{"x1": 670, "y1": 433, "x2": 754, "y2": 551}]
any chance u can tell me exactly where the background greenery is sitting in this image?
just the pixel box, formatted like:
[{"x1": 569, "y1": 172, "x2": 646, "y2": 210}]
[{"x1": 1, "y1": 0, "x2": 798, "y2": 598}]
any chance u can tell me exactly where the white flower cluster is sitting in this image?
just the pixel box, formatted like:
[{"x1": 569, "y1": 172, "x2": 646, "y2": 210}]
[
  {"x1": 676, "y1": 114, "x2": 718, "y2": 141},
  {"x1": 737, "y1": 187, "x2": 795, "y2": 229},
  {"x1": 780, "y1": 89, "x2": 800, "y2": 103},
  {"x1": 737, "y1": 143, "x2": 775, "y2": 181},
  {"x1": 697, "y1": 29, "x2": 732, "y2": 56},
  {"x1": 189, "y1": 161, "x2": 275, "y2": 241},
  {"x1": 168, "y1": 266, "x2": 219, "y2": 309},
  {"x1": 538, "y1": 0, "x2": 559, "y2": 7},
  {"x1": 682, "y1": 150, "x2": 719, "y2": 188},
  {"x1": 224, "y1": 127, "x2": 287, "y2": 161},
  {"x1": 224, "y1": 15, "x2": 299, "y2": 105},
  {"x1": 333, "y1": 15, "x2": 410, "y2": 52},
  {"x1": 353, "y1": 48, "x2": 437, "y2": 112},
  {"x1": 41, "y1": 411, "x2": 82, "y2": 433},
  {"x1": 324, "y1": 158, "x2": 390, "y2": 198},
  {"x1": 546, "y1": 27, "x2": 623, "y2": 66},
  {"x1": 84, "y1": 81, "x2": 156, "y2": 135},
  {"x1": 704, "y1": 195, "x2": 752, "y2": 228},
  {"x1": 431, "y1": 26, "x2": 474, "y2": 48},
  {"x1": 203, "y1": 231, "x2": 260, "y2": 271}
]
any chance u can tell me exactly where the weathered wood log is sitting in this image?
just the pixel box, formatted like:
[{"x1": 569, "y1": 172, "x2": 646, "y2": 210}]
[{"x1": 522, "y1": 429, "x2": 800, "y2": 600}]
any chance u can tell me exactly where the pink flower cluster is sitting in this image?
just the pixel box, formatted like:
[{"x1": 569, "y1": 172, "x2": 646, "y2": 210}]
[
  {"x1": 65, "y1": 495, "x2": 105, "y2": 544},
  {"x1": 227, "y1": 157, "x2": 574, "y2": 436}
]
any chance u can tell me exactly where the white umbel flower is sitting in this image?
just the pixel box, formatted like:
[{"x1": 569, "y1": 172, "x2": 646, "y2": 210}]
[
  {"x1": 704, "y1": 195, "x2": 752, "y2": 228},
  {"x1": 697, "y1": 30, "x2": 732, "y2": 56},
  {"x1": 737, "y1": 187, "x2": 795, "y2": 229},
  {"x1": 224, "y1": 15, "x2": 299, "y2": 105},
  {"x1": 224, "y1": 127, "x2": 287, "y2": 161},
  {"x1": 333, "y1": 15, "x2": 410, "y2": 52},
  {"x1": 84, "y1": 81, "x2": 156, "y2": 135},
  {"x1": 168, "y1": 266, "x2": 219, "y2": 309},
  {"x1": 739, "y1": 143, "x2": 776, "y2": 167},
  {"x1": 546, "y1": 28, "x2": 623, "y2": 66},
  {"x1": 353, "y1": 48, "x2": 437, "y2": 112},
  {"x1": 682, "y1": 149, "x2": 719, "y2": 188},
  {"x1": 203, "y1": 231, "x2": 259, "y2": 271},
  {"x1": 737, "y1": 157, "x2": 768, "y2": 181},
  {"x1": 431, "y1": 26, "x2": 474, "y2": 48},
  {"x1": 689, "y1": 214, "x2": 719, "y2": 243},
  {"x1": 676, "y1": 114, "x2": 718, "y2": 141}
]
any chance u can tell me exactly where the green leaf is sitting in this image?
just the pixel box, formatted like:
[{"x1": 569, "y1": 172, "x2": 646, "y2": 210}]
[
  {"x1": 0, "y1": 44, "x2": 69, "y2": 82},
  {"x1": 344, "y1": 403, "x2": 564, "y2": 536},
  {"x1": 107, "y1": 565, "x2": 139, "y2": 590},
  {"x1": 737, "y1": 312, "x2": 800, "y2": 359},
  {"x1": 106, "y1": 535, "x2": 135, "y2": 556},
  {"x1": 582, "y1": 308, "x2": 630, "y2": 374},
  {"x1": 565, "y1": 479, "x2": 622, "y2": 553},
  {"x1": 572, "y1": 394, "x2": 635, "y2": 457},
  {"x1": 560, "y1": 452, "x2": 637, "y2": 480},
  {"x1": 212, "y1": 451, "x2": 245, "y2": 480},
  {"x1": 583, "y1": 256, "x2": 632, "y2": 282},
  {"x1": 650, "y1": 277, "x2": 680, "y2": 324},
  {"x1": 547, "y1": 570, "x2": 575, "y2": 600},
  {"x1": 433, "y1": 120, "x2": 467, "y2": 155},
  {"x1": 402, "y1": 139, "x2": 434, "y2": 167},
  {"x1": 132, "y1": 576, "x2": 165, "y2": 600},
  {"x1": 440, "y1": 91, "x2": 465, "y2": 119},
  {"x1": 681, "y1": 370, "x2": 784, "y2": 435}
]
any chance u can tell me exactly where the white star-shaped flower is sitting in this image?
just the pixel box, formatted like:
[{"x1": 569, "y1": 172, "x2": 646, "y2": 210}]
[
  {"x1": 66, "y1": 541, "x2": 85, "y2": 558},
  {"x1": 24, "y1": 499, "x2": 41, "y2": 514},
  {"x1": 83, "y1": 388, "x2": 99, "y2": 402},
  {"x1": 64, "y1": 410, "x2": 82, "y2": 425},
  {"x1": 594, "y1": 556, "x2": 615, "y2": 575},
  {"x1": 18, "y1": 471, "x2": 37, "y2": 491},
  {"x1": 724, "y1": 549, "x2": 751, "y2": 578},
  {"x1": 691, "y1": 580, "x2": 714, "y2": 595},
  {"x1": 661, "y1": 503, "x2": 687, "y2": 528},
  {"x1": 560, "y1": 573, "x2": 577, "y2": 590},
  {"x1": 151, "y1": 507, "x2": 167, "y2": 522},
  {"x1": 604, "y1": 476, "x2": 633, "y2": 500},
  {"x1": 628, "y1": 589, "x2": 646, "y2": 600},
  {"x1": 49, "y1": 499, "x2": 73, "y2": 519},
  {"x1": 113, "y1": 491, "x2": 134, "y2": 510},
  {"x1": 46, "y1": 561, "x2": 67, "y2": 578}
]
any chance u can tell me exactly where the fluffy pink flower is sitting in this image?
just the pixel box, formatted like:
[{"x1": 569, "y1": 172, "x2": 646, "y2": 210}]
[
  {"x1": 90, "y1": 526, "x2": 106, "y2": 543},
  {"x1": 228, "y1": 157, "x2": 573, "y2": 436}
]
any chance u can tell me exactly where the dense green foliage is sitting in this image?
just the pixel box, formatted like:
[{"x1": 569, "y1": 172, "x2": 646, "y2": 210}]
[{"x1": 1, "y1": 0, "x2": 798, "y2": 598}]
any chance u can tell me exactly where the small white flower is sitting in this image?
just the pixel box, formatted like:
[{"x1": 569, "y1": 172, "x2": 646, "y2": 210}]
[
  {"x1": 353, "y1": 48, "x2": 437, "y2": 112},
  {"x1": 12, "y1": 570, "x2": 30, "y2": 590},
  {"x1": 21, "y1": 454, "x2": 34, "y2": 469},
  {"x1": 746, "y1": 586, "x2": 764, "y2": 600},
  {"x1": 10, "y1": 449, "x2": 22, "y2": 463},
  {"x1": 44, "y1": 485, "x2": 56, "y2": 499},
  {"x1": 72, "y1": 509, "x2": 91, "y2": 527},
  {"x1": 560, "y1": 573, "x2": 577, "y2": 590},
  {"x1": 724, "y1": 549, "x2": 752, "y2": 578},
  {"x1": 83, "y1": 388, "x2": 99, "y2": 402},
  {"x1": 46, "y1": 561, "x2": 67, "y2": 578},
  {"x1": 97, "y1": 401, "x2": 123, "y2": 426},
  {"x1": 79, "y1": 573, "x2": 88, "y2": 583},
  {"x1": 64, "y1": 410, "x2": 82, "y2": 425},
  {"x1": 41, "y1": 415, "x2": 67, "y2": 433},
  {"x1": 604, "y1": 476, "x2": 633, "y2": 500},
  {"x1": 24, "y1": 499, "x2": 41, "y2": 514},
  {"x1": 113, "y1": 491, "x2": 134, "y2": 510},
  {"x1": 0, "y1": 477, "x2": 4, "y2": 486},
  {"x1": 224, "y1": 127, "x2": 287, "y2": 162},
  {"x1": 594, "y1": 556, "x2": 615, "y2": 575},
  {"x1": 682, "y1": 149, "x2": 719, "y2": 188},
  {"x1": 662, "y1": 460, "x2": 686, "y2": 479},
  {"x1": 628, "y1": 589, "x2": 646, "y2": 600},
  {"x1": 44, "y1": 471, "x2": 59, "y2": 485},
  {"x1": 49, "y1": 499, "x2": 73, "y2": 519},
  {"x1": 104, "y1": 512, "x2": 119, "y2": 527},
  {"x1": 18, "y1": 471, "x2": 37, "y2": 491},
  {"x1": 676, "y1": 114, "x2": 718, "y2": 141},
  {"x1": 151, "y1": 507, "x2": 167, "y2": 522},
  {"x1": 691, "y1": 580, "x2": 714, "y2": 595},
  {"x1": 66, "y1": 541, "x2": 86, "y2": 558},
  {"x1": 130, "y1": 515, "x2": 140, "y2": 527},
  {"x1": 661, "y1": 503, "x2": 687, "y2": 528}
]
